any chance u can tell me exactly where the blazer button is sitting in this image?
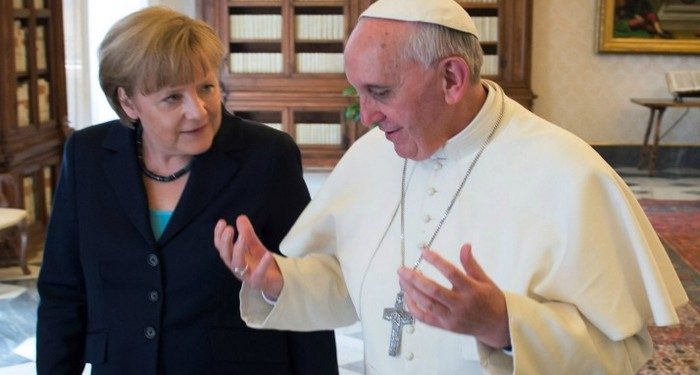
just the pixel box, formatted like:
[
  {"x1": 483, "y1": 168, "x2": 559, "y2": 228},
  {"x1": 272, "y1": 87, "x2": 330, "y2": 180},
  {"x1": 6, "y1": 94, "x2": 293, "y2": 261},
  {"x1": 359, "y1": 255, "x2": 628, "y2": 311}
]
[
  {"x1": 148, "y1": 290, "x2": 159, "y2": 302},
  {"x1": 147, "y1": 253, "x2": 159, "y2": 267},
  {"x1": 144, "y1": 326, "x2": 157, "y2": 339}
]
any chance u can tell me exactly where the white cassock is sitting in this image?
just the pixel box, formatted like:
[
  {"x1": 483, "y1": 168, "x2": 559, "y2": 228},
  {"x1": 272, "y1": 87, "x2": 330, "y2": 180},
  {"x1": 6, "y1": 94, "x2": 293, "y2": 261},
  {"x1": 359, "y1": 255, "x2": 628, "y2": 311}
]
[{"x1": 241, "y1": 80, "x2": 688, "y2": 374}]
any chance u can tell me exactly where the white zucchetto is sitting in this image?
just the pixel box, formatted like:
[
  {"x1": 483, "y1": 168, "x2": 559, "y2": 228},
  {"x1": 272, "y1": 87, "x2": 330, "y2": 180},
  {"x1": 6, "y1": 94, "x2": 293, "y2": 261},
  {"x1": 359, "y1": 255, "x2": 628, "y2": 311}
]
[{"x1": 360, "y1": 0, "x2": 480, "y2": 39}]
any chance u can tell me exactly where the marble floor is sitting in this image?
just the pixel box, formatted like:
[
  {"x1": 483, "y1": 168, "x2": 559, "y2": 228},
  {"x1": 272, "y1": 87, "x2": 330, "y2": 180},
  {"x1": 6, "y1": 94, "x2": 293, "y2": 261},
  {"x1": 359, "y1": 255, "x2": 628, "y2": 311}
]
[{"x1": 0, "y1": 168, "x2": 698, "y2": 374}]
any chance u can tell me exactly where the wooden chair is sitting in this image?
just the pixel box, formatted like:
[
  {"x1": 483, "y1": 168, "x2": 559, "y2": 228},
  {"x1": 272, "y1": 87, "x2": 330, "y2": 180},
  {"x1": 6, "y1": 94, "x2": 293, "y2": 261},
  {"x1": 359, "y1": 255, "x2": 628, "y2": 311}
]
[{"x1": 0, "y1": 174, "x2": 29, "y2": 275}]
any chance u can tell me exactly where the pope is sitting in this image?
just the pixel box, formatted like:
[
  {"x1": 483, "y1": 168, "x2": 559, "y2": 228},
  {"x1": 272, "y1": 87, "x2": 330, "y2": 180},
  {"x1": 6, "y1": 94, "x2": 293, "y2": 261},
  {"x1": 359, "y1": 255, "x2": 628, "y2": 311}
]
[{"x1": 214, "y1": 0, "x2": 688, "y2": 373}]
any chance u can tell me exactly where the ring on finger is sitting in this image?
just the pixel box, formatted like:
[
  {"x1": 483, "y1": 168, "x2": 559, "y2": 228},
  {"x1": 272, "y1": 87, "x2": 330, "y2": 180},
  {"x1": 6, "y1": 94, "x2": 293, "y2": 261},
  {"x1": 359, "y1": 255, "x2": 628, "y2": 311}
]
[{"x1": 233, "y1": 263, "x2": 249, "y2": 277}]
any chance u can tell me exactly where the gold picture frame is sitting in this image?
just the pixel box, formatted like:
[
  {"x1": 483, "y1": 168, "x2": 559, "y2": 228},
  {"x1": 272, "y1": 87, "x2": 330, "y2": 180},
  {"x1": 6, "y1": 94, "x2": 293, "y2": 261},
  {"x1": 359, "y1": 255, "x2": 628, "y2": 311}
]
[{"x1": 598, "y1": 0, "x2": 700, "y2": 54}]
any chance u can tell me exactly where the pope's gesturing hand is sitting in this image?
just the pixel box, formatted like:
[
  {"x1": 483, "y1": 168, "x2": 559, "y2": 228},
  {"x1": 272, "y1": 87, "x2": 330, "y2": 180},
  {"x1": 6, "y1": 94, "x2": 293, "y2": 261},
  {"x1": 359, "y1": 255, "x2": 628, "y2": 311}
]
[
  {"x1": 214, "y1": 215, "x2": 284, "y2": 300},
  {"x1": 398, "y1": 244, "x2": 510, "y2": 349}
]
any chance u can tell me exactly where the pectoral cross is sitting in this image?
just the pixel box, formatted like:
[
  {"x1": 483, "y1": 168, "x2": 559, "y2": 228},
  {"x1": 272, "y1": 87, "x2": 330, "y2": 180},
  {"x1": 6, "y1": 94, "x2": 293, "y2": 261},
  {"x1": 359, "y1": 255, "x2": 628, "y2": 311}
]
[{"x1": 383, "y1": 291, "x2": 414, "y2": 356}]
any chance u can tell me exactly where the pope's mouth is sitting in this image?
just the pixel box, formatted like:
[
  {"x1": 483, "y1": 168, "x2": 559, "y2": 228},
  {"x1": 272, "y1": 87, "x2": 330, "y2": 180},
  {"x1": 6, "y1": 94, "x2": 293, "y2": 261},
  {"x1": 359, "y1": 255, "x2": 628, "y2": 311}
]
[{"x1": 383, "y1": 127, "x2": 402, "y2": 142}]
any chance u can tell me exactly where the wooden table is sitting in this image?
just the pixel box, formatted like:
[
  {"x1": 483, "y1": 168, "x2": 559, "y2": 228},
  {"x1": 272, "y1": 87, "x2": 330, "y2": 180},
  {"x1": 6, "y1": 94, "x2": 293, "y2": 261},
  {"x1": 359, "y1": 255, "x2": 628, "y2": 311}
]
[{"x1": 630, "y1": 98, "x2": 700, "y2": 176}]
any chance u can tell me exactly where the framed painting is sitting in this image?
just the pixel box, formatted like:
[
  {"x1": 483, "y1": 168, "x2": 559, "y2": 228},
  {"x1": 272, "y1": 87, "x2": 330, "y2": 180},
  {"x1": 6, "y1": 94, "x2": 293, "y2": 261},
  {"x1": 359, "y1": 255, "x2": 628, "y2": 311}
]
[{"x1": 598, "y1": 0, "x2": 700, "y2": 54}]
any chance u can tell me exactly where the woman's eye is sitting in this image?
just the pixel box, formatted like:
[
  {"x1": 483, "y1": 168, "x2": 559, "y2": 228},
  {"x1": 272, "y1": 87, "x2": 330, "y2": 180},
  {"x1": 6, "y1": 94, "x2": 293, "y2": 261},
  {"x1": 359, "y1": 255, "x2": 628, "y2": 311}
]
[
  {"x1": 200, "y1": 84, "x2": 217, "y2": 95},
  {"x1": 164, "y1": 94, "x2": 181, "y2": 103}
]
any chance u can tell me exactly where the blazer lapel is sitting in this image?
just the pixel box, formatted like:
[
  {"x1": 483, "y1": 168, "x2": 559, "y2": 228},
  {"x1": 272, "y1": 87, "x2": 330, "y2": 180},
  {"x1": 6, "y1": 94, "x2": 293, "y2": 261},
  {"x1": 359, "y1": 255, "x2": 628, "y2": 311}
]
[
  {"x1": 101, "y1": 123, "x2": 155, "y2": 245},
  {"x1": 158, "y1": 114, "x2": 245, "y2": 245}
]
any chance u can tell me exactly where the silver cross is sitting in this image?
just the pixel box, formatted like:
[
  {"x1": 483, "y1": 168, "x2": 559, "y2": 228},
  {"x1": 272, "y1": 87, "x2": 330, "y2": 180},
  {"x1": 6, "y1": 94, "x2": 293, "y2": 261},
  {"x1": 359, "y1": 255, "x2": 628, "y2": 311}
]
[{"x1": 383, "y1": 291, "x2": 414, "y2": 356}]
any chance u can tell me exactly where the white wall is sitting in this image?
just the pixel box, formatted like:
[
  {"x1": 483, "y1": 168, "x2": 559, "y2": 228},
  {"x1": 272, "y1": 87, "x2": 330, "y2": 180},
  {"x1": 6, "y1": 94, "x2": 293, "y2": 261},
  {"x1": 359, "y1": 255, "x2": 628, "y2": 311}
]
[
  {"x1": 531, "y1": 0, "x2": 700, "y2": 146},
  {"x1": 155, "y1": 0, "x2": 195, "y2": 16}
]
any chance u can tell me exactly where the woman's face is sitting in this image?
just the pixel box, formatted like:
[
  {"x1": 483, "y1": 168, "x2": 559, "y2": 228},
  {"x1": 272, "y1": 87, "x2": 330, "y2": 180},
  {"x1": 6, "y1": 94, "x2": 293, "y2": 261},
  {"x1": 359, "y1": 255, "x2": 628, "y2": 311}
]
[{"x1": 119, "y1": 69, "x2": 222, "y2": 159}]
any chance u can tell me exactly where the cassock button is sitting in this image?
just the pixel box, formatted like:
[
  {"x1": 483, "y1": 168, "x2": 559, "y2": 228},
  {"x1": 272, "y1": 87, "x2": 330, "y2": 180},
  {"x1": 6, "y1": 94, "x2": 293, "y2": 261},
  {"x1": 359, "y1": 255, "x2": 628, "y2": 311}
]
[
  {"x1": 422, "y1": 215, "x2": 432, "y2": 223},
  {"x1": 404, "y1": 352, "x2": 414, "y2": 361},
  {"x1": 405, "y1": 325, "x2": 415, "y2": 334},
  {"x1": 427, "y1": 187, "x2": 437, "y2": 196},
  {"x1": 433, "y1": 161, "x2": 443, "y2": 171}
]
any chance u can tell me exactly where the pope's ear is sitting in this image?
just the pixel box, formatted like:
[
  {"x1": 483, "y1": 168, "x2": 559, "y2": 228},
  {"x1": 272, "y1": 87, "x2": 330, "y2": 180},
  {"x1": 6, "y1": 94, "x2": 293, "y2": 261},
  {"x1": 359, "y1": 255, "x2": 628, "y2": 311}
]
[
  {"x1": 117, "y1": 87, "x2": 138, "y2": 119},
  {"x1": 440, "y1": 57, "x2": 469, "y2": 105}
]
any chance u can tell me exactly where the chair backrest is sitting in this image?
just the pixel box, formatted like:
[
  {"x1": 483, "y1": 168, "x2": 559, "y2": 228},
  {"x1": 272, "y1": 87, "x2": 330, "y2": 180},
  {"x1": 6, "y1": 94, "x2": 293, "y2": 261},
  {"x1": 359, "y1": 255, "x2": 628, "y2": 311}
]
[{"x1": 0, "y1": 174, "x2": 20, "y2": 208}]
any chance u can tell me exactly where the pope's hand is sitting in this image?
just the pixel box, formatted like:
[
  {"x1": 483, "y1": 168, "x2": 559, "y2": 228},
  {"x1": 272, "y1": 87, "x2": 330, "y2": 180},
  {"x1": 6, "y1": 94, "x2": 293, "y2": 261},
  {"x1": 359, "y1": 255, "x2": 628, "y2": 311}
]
[
  {"x1": 397, "y1": 244, "x2": 510, "y2": 349},
  {"x1": 214, "y1": 215, "x2": 284, "y2": 300}
]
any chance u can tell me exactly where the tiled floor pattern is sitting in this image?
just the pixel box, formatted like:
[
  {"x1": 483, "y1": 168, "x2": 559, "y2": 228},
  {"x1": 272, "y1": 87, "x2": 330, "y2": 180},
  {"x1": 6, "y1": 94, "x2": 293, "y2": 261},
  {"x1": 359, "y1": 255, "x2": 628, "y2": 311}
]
[{"x1": 0, "y1": 169, "x2": 698, "y2": 374}]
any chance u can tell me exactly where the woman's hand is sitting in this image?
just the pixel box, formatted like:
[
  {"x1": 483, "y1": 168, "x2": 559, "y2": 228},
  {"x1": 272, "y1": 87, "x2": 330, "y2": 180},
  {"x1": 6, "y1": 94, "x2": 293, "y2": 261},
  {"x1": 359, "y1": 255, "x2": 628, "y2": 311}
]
[{"x1": 214, "y1": 215, "x2": 284, "y2": 300}]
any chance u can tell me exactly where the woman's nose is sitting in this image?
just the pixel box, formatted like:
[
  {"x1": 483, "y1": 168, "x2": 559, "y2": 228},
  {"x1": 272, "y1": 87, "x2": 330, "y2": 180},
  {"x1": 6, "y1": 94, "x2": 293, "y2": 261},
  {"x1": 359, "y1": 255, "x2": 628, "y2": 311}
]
[{"x1": 184, "y1": 94, "x2": 208, "y2": 120}]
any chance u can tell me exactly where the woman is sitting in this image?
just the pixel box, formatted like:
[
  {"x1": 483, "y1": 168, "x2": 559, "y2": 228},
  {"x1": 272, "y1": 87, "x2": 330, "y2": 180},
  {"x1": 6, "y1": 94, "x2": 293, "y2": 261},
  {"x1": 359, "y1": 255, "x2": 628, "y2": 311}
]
[{"x1": 36, "y1": 7, "x2": 338, "y2": 374}]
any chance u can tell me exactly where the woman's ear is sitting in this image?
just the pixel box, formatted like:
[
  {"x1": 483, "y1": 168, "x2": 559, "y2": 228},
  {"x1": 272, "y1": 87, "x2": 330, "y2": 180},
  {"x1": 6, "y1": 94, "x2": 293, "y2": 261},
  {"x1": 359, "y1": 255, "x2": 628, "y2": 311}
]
[
  {"x1": 117, "y1": 87, "x2": 138, "y2": 119},
  {"x1": 440, "y1": 57, "x2": 469, "y2": 105}
]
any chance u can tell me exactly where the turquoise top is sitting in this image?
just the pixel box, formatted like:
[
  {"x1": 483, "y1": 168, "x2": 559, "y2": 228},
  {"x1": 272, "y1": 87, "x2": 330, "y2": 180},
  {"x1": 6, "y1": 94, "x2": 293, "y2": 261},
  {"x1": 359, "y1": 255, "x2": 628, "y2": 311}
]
[{"x1": 149, "y1": 209, "x2": 173, "y2": 240}]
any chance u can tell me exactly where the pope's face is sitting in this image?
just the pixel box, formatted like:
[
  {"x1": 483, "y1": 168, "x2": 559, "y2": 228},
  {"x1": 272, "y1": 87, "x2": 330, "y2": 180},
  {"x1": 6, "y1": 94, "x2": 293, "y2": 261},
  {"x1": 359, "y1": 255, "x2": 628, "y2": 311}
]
[
  {"x1": 344, "y1": 19, "x2": 448, "y2": 161},
  {"x1": 120, "y1": 69, "x2": 222, "y2": 160}
]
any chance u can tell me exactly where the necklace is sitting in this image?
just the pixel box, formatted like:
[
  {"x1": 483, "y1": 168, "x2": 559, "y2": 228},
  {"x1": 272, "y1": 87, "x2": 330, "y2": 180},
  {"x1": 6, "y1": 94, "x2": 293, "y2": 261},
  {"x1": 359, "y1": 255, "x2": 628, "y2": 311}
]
[
  {"x1": 135, "y1": 125, "x2": 193, "y2": 183},
  {"x1": 382, "y1": 87, "x2": 505, "y2": 357}
]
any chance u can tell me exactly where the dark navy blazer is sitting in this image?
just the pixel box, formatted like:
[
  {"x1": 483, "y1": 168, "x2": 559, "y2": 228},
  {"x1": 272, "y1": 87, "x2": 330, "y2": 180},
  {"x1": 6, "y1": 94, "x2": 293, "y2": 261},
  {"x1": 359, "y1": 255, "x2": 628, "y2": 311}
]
[{"x1": 37, "y1": 109, "x2": 338, "y2": 374}]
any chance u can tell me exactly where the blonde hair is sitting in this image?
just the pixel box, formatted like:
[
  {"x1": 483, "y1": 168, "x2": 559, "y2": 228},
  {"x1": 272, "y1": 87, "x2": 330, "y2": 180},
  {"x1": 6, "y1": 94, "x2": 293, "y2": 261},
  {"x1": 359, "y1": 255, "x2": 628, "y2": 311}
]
[
  {"x1": 404, "y1": 22, "x2": 483, "y2": 84},
  {"x1": 98, "y1": 6, "x2": 224, "y2": 125}
]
